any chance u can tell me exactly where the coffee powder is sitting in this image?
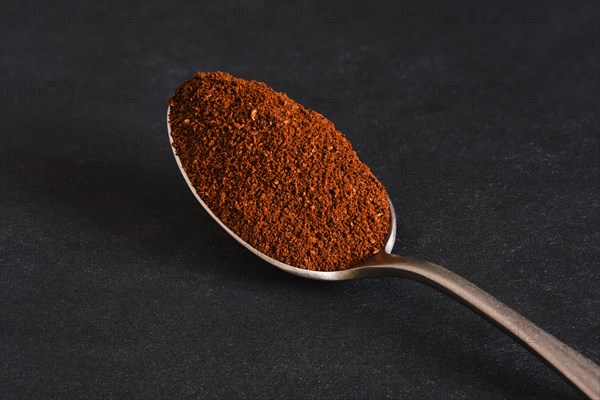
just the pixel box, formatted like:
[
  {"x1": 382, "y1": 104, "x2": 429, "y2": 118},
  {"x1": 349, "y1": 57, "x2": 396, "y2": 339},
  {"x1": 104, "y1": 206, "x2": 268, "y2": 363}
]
[{"x1": 169, "y1": 72, "x2": 390, "y2": 271}]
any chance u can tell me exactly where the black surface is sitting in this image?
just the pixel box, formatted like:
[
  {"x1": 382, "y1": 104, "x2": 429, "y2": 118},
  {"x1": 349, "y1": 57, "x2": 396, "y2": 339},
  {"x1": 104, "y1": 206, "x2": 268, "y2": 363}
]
[{"x1": 1, "y1": 1, "x2": 599, "y2": 399}]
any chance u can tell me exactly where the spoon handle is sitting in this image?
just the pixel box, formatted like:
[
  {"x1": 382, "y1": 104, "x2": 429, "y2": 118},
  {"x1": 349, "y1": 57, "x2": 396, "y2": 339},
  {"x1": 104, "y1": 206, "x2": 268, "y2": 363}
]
[{"x1": 367, "y1": 253, "x2": 600, "y2": 399}]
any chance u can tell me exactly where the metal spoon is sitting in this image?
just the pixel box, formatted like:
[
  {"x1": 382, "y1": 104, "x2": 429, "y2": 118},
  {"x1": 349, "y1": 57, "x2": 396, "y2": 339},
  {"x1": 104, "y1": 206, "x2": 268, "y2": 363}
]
[{"x1": 167, "y1": 108, "x2": 600, "y2": 399}]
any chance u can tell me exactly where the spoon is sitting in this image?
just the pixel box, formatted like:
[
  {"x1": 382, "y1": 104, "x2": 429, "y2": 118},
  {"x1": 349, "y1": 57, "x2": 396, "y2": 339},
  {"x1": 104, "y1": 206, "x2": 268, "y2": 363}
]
[{"x1": 167, "y1": 108, "x2": 600, "y2": 399}]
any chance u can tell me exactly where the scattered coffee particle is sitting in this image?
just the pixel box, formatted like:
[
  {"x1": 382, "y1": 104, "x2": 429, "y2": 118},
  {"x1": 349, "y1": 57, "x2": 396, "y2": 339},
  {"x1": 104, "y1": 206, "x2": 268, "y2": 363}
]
[{"x1": 169, "y1": 71, "x2": 390, "y2": 271}]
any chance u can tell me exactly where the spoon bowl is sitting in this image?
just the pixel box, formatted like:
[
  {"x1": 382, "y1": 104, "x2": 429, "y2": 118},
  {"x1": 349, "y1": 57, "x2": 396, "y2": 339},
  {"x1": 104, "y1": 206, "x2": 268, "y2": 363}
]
[
  {"x1": 167, "y1": 106, "x2": 397, "y2": 280},
  {"x1": 167, "y1": 106, "x2": 600, "y2": 398}
]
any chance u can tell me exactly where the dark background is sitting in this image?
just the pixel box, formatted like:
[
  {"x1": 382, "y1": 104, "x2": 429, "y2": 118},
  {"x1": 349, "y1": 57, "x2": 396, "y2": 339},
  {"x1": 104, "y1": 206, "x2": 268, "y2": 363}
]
[{"x1": 1, "y1": 1, "x2": 598, "y2": 399}]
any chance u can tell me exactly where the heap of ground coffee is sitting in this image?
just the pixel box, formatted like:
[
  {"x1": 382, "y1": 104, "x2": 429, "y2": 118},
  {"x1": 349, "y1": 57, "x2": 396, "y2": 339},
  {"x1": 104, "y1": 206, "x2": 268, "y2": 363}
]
[{"x1": 169, "y1": 72, "x2": 390, "y2": 271}]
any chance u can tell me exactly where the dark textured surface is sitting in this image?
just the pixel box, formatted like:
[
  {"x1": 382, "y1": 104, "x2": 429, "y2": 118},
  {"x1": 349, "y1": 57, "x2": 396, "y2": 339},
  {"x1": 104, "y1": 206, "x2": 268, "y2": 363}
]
[{"x1": 1, "y1": 1, "x2": 598, "y2": 399}]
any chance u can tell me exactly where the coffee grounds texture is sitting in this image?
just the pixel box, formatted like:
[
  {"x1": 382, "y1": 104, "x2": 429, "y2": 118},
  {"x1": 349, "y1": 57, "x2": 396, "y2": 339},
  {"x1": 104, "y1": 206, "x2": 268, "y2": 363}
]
[{"x1": 169, "y1": 72, "x2": 391, "y2": 271}]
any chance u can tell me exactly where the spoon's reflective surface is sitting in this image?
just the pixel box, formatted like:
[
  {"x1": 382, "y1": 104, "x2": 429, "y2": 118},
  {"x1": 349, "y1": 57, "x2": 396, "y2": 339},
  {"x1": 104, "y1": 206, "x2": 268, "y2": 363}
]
[{"x1": 167, "y1": 108, "x2": 599, "y2": 399}]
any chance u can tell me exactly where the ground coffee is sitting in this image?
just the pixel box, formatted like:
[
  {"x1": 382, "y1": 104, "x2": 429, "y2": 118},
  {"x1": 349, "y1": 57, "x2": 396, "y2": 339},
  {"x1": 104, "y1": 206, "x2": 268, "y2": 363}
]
[{"x1": 169, "y1": 72, "x2": 390, "y2": 271}]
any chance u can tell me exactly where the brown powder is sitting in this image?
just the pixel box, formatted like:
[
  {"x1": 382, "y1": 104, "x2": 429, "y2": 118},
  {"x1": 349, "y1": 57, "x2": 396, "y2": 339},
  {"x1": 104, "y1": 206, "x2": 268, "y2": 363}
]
[{"x1": 169, "y1": 72, "x2": 390, "y2": 271}]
